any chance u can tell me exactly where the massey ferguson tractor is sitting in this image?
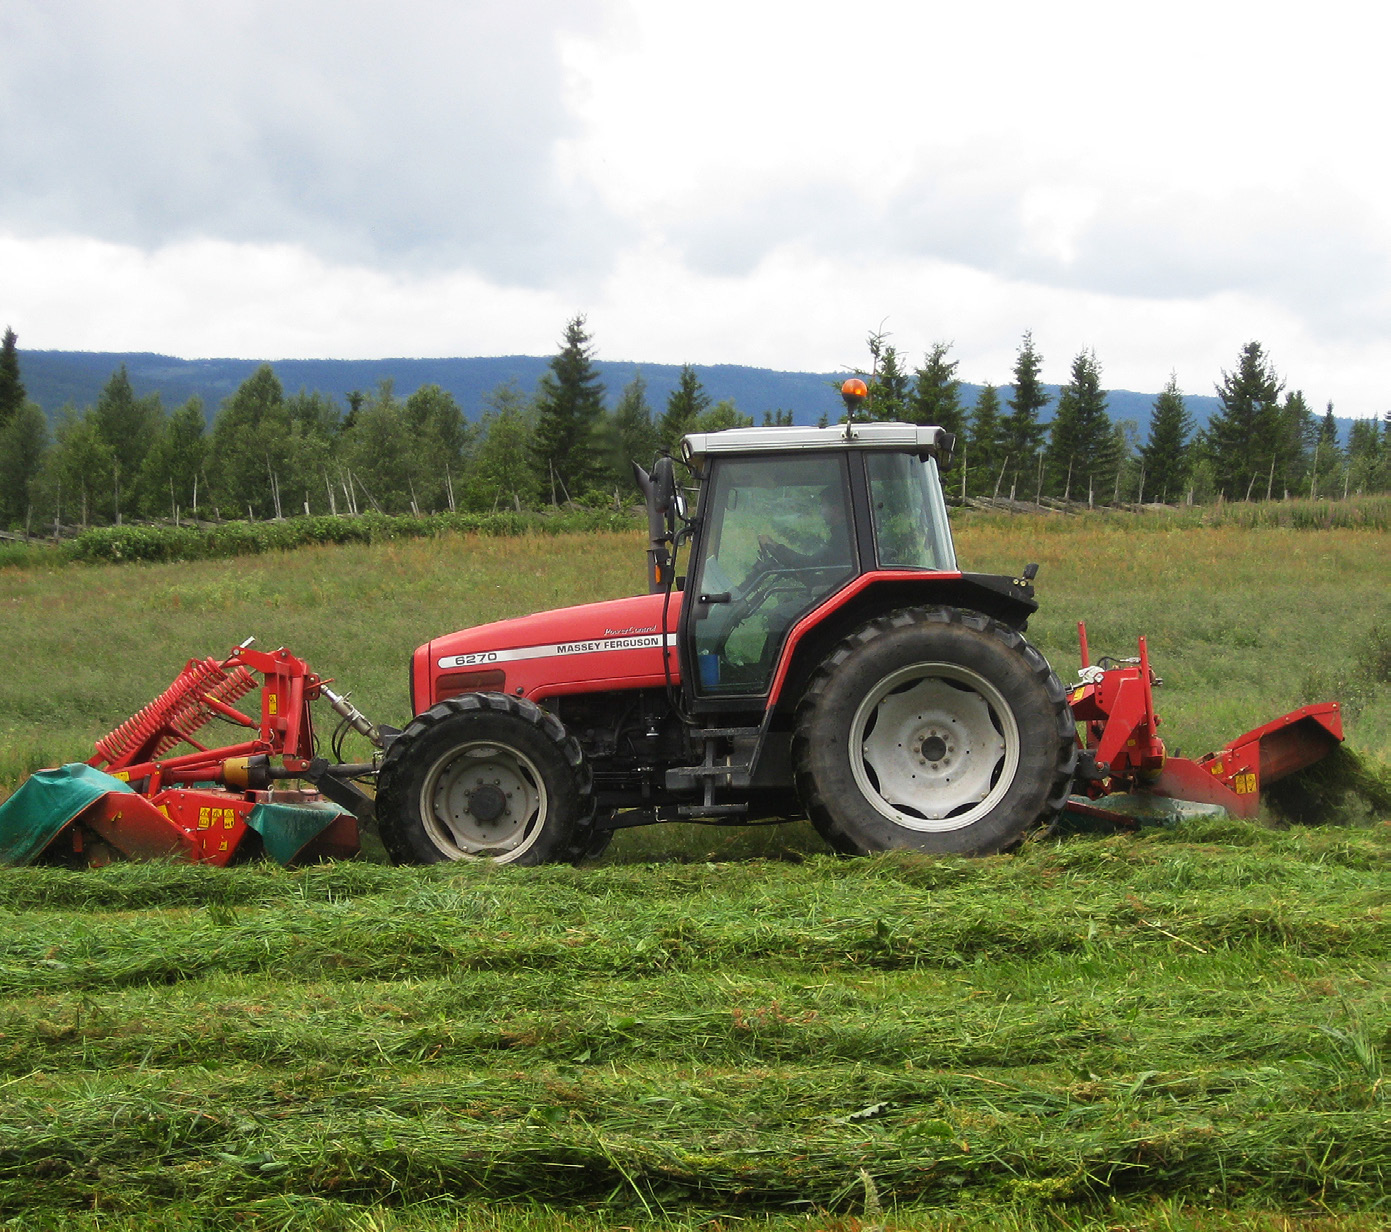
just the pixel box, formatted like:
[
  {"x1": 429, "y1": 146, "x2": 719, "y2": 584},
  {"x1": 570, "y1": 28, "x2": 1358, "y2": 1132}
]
[{"x1": 0, "y1": 392, "x2": 1344, "y2": 869}]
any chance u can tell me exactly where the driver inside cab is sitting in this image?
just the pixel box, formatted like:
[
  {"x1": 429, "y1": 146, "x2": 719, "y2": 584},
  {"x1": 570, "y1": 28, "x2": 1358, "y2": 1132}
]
[{"x1": 754, "y1": 484, "x2": 853, "y2": 574}]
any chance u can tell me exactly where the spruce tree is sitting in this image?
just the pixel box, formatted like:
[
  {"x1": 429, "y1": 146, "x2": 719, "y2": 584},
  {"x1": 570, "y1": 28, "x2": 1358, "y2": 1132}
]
[
  {"x1": 1347, "y1": 417, "x2": 1386, "y2": 493},
  {"x1": 1309, "y1": 403, "x2": 1343, "y2": 500},
  {"x1": 868, "y1": 340, "x2": 910, "y2": 421},
  {"x1": 532, "y1": 315, "x2": 606, "y2": 502},
  {"x1": 966, "y1": 383, "x2": 1004, "y2": 498},
  {"x1": 659, "y1": 364, "x2": 711, "y2": 452},
  {"x1": 610, "y1": 373, "x2": 662, "y2": 479},
  {"x1": 1001, "y1": 332, "x2": 1050, "y2": 496},
  {"x1": 0, "y1": 327, "x2": 26, "y2": 429},
  {"x1": 908, "y1": 342, "x2": 963, "y2": 444},
  {"x1": 1139, "y1": 373, "x2": 1194, "y2": 505},
  {"x1": 1273, "y1": 390, "x2": 1315, "y2": 498},
  {"x1": 1208, "y1": 341, "x2": 1283, "y2": 499},
  {"x1": 1045, "y1": 349, "x2": 1114, "y2": 502},
  {"x1": 0, "y1": 403, "x2": 47, "y2": 528}
]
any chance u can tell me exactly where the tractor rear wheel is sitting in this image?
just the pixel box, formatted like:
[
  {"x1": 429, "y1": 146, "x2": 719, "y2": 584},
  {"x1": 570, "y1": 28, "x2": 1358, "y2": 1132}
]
[
  {"x1": 792, "y1": 607, "x2": 1075, "y2": 856},
  {"x1": 376, "y1": 694, "x2": 594, "y2": 865}
]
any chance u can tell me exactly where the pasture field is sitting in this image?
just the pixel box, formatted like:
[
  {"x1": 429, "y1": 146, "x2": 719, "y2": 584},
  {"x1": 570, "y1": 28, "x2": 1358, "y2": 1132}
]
[
  {"x1": 0, "y1": 514, "x2": 1387, "y2": 1229},
  {"x1": 0, "y1": 515, "x2": 1388, "y2": 789}
]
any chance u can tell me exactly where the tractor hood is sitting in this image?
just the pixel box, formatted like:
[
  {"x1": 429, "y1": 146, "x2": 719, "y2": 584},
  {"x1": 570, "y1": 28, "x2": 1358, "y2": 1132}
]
[{"x1": 414, "y1": 591, "x2": 683, "y2": 711}]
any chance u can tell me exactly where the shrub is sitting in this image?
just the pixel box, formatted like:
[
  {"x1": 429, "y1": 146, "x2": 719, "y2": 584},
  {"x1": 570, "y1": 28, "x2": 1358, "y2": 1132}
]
[{"x1": 60, "y1": 509, "x2": 640, "y2": 566}]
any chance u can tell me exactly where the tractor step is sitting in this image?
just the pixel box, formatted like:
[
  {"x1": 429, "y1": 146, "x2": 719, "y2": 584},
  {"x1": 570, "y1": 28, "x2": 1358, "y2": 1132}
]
[
  {"x1": 670, "y1": 762, "x2": 754, "y2": 780},
  {"x1": 665, "y1": 725, "x2": 762, "y2": 792}
]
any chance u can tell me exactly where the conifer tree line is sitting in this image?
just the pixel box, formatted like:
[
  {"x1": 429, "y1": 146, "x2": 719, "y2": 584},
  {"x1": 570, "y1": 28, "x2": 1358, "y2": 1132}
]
[
  {"x1": 0, "y1": 317, "x2": 774, "y2": 532},
  {"x1": 1, "y1": 319, "x2": 1387, "y2": 533},
  {"x1": 856, "y1": 329, "x2": 1390, "y2": 505}
]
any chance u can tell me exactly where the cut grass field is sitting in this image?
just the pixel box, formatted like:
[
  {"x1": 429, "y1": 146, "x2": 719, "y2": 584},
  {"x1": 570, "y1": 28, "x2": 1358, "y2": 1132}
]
[
  {"x1": 0, "y1": 512, "x2": 1388, "y2": 1229},
  {"x1": 0, "y1": 828, "x2": 1386, "y2": 1230}
]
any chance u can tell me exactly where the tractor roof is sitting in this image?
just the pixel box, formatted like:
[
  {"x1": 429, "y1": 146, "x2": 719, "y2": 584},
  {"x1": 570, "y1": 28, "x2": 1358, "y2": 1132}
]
[{"x1": 680, "y1": 422, "x2": 953, "y2": 471}]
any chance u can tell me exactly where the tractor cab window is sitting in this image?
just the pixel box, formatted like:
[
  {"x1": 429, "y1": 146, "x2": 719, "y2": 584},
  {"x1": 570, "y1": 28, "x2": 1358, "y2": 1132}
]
[
  {"x1": 867, "y1": 453, "x2": 957, "y2": 572},
  {"x1": 690, "y1": 455, "x2": 855, "y2": 696}
]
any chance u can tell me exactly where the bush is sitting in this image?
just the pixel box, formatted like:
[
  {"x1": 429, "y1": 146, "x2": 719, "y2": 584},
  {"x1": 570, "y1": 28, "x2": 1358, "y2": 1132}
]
[{"x1": 60, "y1": 509, "x2": 640, "y2": 567}]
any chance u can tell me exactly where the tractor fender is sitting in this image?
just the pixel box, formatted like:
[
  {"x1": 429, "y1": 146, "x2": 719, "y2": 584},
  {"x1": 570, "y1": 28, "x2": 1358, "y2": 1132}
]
[{"x1": 767, "y1": 572, "x2": 1038, "y2": 716}]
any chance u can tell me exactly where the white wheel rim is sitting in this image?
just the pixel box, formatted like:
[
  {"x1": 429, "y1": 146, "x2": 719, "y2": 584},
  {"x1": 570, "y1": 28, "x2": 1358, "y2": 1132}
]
[
  {"x1": 419, "y1": 741, "x2": 548, "y2": 861},
  {"x1": 849, "y1": 662, "x2": 1020, "y2": 832}
]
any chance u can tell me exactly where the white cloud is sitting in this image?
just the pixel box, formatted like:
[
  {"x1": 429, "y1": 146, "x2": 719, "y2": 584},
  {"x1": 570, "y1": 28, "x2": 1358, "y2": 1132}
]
[
  {"x1": 2, "y1": 0, "x2": 1390, "y2": 415},
  {"x1": 0, "y1": 0, "x2": 616, "y2": 279}
]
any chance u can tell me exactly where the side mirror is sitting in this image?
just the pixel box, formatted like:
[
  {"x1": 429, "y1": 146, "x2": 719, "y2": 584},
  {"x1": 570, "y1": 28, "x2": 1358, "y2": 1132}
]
[
  {"x1": 632, "y1": 454, "x2": 686, "y2": 594},
  {"x1": 651, "y1": 455, "x2": 678, "y2": 518}
]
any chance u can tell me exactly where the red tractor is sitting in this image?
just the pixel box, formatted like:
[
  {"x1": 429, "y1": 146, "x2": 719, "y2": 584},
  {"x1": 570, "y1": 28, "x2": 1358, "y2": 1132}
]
[
  {"x1": 375, "y1": 418, "x2": 1078, "y2": 864},
  {"x1": 1, "y1": 406, "x2": 1343, "y2": 869}
]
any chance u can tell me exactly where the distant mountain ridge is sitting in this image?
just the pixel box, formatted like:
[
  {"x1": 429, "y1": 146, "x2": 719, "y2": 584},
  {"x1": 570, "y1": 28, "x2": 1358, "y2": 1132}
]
[{"x1": 20, "y1": 348, "x2": 1240, "y2": 436}]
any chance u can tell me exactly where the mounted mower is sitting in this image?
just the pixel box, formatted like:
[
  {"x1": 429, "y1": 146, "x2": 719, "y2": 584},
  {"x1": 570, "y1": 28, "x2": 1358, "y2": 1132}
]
[{"x1": 0, "y1": 390, "x2": 1346, "y2": 868}]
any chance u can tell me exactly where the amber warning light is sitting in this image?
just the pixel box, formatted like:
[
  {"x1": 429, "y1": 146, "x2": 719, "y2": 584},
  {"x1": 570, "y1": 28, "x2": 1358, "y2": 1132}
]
[{"x1": 841, "y1": 378, "x2": 869, "y2": 428}]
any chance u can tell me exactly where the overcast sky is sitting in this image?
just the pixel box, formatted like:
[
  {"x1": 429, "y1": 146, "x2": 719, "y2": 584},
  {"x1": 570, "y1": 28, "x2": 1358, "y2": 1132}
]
[{"x1": 2, "y1": 0, "x2": 1389, "y2": 416}]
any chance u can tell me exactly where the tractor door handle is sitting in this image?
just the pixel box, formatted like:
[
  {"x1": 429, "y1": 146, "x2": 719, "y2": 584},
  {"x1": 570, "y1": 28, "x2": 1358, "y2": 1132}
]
[{"x1": 699, "y1": 592, "x2": 731, "y2": 604}]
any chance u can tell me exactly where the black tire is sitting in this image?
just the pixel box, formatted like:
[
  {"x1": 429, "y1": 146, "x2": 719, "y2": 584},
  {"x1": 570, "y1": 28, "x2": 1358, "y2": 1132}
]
[
  {"x1": 792, "y1": 607, "x2": 1076, "y2": 856},
  {"x1": 376, "y1": 693, "x2": 595, "y2": 866}
]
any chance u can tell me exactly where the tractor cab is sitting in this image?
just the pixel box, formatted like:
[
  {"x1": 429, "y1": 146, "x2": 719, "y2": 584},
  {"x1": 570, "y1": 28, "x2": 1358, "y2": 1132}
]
[{"x1": 671, "y1": 424, "x2": 958, "y2": 706}]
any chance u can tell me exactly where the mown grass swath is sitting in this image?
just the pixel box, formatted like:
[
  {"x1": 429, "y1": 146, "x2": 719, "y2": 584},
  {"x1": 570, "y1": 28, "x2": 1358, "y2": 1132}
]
[{"x1": 0, "y1": 825, "x2": 1386, "y2": 1228}]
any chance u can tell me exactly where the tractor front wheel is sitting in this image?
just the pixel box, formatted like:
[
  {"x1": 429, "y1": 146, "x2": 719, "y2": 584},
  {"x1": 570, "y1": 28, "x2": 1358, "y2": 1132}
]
[
  {"x1": 792, "y1": 607, "x2": 1075, "y2": 856},
  {"x1": 376, "y1": 694, "x2": 594, "y2": 865}
]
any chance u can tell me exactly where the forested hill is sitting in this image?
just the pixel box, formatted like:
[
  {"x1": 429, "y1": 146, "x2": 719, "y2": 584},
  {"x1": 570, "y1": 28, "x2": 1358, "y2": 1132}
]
[{"x1": 21, "y1": 349, "x2": 1222, "y2": 430}]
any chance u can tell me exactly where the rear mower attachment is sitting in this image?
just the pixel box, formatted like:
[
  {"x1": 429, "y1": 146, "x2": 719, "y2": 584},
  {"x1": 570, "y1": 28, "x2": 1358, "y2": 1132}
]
[{"x1": 1065, "y1": 622, "x2": 1343, "y2": 829}]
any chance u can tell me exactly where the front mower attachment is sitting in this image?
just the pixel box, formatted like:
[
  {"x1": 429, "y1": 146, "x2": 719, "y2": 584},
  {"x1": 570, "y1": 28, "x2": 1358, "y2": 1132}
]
[{"x1": 0, "y1": 641, "x2": 377, "y2": 868}]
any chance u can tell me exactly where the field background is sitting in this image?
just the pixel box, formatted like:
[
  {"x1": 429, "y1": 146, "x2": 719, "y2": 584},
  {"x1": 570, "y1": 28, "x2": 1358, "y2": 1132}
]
[
  {"x1": 2, "y1": 514, "x2": 1388, "y2": 793},
  {"x1": 0, "y1": 514, "x2": 1387, "y2": 1230}
]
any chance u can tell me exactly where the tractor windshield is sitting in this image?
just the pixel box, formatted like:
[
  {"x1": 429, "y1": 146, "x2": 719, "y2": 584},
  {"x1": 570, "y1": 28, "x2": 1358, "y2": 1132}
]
[{"x1": 866, "y1": 453, "x2": 957, "y2": 572}]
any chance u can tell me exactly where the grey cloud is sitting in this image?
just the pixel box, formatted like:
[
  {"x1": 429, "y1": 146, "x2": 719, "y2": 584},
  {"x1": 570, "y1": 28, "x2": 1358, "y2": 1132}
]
[
  {"x1": 0, "y1": 0, "x2": 622, "y2": 283},
  {"x1": 669, "y1": 171, "x2": 1025, "y2": 280},
  {"x1": 670, "y1": 161, "x2": 1389, "y2": 341},
  {"x1": 1054, "y1": 193, "x2": 1391, "y2": 340}
]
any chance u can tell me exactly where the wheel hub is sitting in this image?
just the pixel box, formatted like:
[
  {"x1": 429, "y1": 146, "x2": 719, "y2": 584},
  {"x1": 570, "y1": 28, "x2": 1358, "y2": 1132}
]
[
  {"x1": 917, "y1": 732, "x2": 950, "y2": 765},
  {"x1": 851, "y1": 666, "x2": 1017, "y2": 829},
  {"x1": 423, "y1": 743, "x2": 543, "y2": 857},
  {"x1": 466, "y1": 783, "x2": 508, "y2": 824}
]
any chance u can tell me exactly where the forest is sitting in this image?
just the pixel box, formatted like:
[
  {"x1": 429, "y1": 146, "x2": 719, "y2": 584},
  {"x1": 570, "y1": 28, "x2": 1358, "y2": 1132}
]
[{"x1": 0, "y1": 318, "x2": 1388, "y2": 534}]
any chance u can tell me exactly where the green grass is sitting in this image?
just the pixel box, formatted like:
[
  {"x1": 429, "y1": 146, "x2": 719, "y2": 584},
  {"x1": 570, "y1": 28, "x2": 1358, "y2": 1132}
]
[
  {"x1": 1, "y1": 517, "x2": 1388, "y2": 794},
  {"x1": 0, "y1": 827, "x2": 1386, "y2": 1228},
  {"x1": 0, "y1": 516, "x2": 1388, "y2": 1229}
]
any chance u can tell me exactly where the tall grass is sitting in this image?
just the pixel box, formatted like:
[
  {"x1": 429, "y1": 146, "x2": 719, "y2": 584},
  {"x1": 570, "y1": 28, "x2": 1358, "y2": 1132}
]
[{"x1": 2, "y1": 519, "x2": 1388, "y2": 798}]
